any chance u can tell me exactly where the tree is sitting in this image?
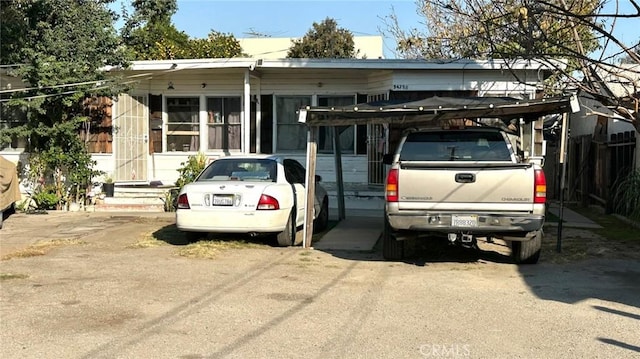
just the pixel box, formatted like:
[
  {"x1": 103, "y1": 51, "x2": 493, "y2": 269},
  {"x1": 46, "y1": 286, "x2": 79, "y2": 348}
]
[
  {"x1": 0, "y1": 0, "x2": 129, "y2": 208},
  {"x1": 121, "y1": 0, "x2": 189, "y2": 60},
  {"x1": 381, "y1": 0, "x2": 640, "y2": 130},
  {"x1": 121, "y1": 0, "x2": 242, "y2": 60},
  {"x1": 184, "y1": 31, "x2": 244, "y2": 59},
  {"x1": 287, "y1": 18, "x2": 358, "y2": 58},
  {"x1": 621, "y1": 39, "x2": 640, "y2": 63}
]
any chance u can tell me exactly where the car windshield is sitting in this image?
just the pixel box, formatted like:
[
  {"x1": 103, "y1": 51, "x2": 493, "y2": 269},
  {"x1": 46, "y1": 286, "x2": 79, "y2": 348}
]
[
  {"x1": 198, "y1": 159, "x2": 277, "y2": 182},
  {"x1": 400, "y1": 131, "x2": 512, "y2": 162}
]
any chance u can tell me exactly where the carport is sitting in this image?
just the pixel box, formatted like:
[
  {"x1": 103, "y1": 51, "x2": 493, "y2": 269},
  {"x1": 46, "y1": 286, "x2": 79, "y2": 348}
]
[{"x1": 297, "y1": 96, "x2": 578, "y2": 248}]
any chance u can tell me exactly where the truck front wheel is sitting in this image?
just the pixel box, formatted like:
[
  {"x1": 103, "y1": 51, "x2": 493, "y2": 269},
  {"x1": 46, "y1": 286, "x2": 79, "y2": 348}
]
[
  {"x1": 382, "y1": 217, "x2": 404, "y2": 260},
  {"x1": 511, "y1": 230, "x2": 542, "y2": 264}
]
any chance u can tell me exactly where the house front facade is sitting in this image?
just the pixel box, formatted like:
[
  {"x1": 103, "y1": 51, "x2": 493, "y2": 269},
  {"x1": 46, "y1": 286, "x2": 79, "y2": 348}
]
[{"x1": 1, "y1": 58, "x2": 559, "y2": 187}]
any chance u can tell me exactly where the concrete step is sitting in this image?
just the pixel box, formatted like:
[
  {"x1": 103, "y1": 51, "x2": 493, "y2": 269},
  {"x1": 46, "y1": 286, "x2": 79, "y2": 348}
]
[
  {"x1": 103, "y1": 196, "x2": 166, "y2": 205},
  {"x1": 95, "y1": 186, "x2": 170, "y2": 212},
  {"x1": 113, "y1": 186, "x2": 174, "y2": 198},
  {"x1": 94, "y1": 203, "x2": 165, "y2": 212}
]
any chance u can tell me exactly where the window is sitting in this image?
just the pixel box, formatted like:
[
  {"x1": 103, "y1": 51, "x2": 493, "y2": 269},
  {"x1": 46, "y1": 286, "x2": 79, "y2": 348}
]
[
  {"x1": 148, "y1": 94, "x2": 163, "y2": 153},
  {"x1": 199, "y1": 158, "x2": 276, "y2": 182},
  {"x1": 276, "y1": 96, "x2": 311, "y2": 152},
  {"x1": 207, "y1": 97, "x2": 241, "y2": 150},
  {"x1": 318, "y1": 96, "x2": 356, "y2": 154},
  {"x1": 167, "y1": 97, "x2": 199, "y2": 152},
  {"x1": 400, "y1": 130, "x2": 512, "y2": 162},
  {"x1": 283, "y1": 159, "x2": 306, "y2": 183}
]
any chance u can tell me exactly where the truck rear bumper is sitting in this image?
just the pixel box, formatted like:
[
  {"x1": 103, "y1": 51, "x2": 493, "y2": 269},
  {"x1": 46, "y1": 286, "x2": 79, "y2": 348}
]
[{"x1": 388, "y1": 212, "x2": 544, "y2": 236}]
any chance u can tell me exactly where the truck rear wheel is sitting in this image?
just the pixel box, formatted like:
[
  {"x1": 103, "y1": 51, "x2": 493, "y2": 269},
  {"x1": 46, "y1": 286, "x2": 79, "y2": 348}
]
[
  {"x1": 511, "y1": 230, "x2": 542, "y2": 264},
  {"x1": 382, "y1": 218, "x2": 404, "y2": 260}
]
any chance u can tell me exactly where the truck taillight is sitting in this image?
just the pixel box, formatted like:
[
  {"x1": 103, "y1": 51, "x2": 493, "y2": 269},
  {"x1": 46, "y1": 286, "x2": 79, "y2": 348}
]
[
  {"x1": 257, "y1": 194, "x2": 280, "y2": 210},
  {"x1": 177, "y1": 193, "x2": 190, "y2": 209},
  {"x1": 534, "y1": 169, "x2": 547, "y2": 204},
  {"x1": 386, "y1": 168, "x2": 399, "y2": 202}
]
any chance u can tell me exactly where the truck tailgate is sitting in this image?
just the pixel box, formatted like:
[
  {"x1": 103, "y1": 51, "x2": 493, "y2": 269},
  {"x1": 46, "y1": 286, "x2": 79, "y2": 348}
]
[{"x1": 398, "y1": 163, "x2": 536, "y2": 212}]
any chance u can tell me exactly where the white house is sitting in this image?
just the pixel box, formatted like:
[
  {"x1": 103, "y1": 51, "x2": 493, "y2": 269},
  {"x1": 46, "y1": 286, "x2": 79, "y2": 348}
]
[{"x1": 1, "y1": 58, "x2": 562, "y2": 188}]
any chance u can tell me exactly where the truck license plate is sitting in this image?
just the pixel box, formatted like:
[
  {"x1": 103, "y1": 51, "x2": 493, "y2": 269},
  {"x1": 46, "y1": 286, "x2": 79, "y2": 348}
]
[
  {"x1": 452, "y1": 215, "x2": 478, "y2": 227},
  {"x1": 212, "y1": 195, "x2": 234, "y2": 206}
]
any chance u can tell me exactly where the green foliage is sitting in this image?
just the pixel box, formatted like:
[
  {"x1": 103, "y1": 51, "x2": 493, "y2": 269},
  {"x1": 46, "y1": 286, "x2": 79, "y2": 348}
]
[
  {"x1": 165, "y1": 152, "x2": 207, "y2": 212},
  {"x1": 611, "y1": 169, "x2": 640, "y2": 221},
  {"x1": 124, "y1": 17, "x2": 190, "y2": 60},
  {"x1": 130, "y1": 0, "x2": 178, "y2": 22},
  {"x1": 32, "y1": 185, "x2": 61, "y2": 210},
  {"x1": 0, "y1": 0, "x2": 126, "y2": 208},
  {"x1": 287, "y1": 18, "x2": 358, "y2": 58},
  {"x1": 121, "y1": 0, "x2": 242, "y2": 60},
  {"x1": 183, "y1": 31, "x2": 244, "y2": 59},
  {"x1": 175, "y1": 152, "x2": 207, "y2": 189}
]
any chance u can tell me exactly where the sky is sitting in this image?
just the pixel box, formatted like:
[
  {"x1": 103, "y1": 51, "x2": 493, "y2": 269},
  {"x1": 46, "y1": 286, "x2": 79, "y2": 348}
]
[
  {"x1": 113, "y1": 0, "x2": 422, "y2": 58},
  {"x1": 113, "y1": 0, "x2": 640, "y2": 60}
]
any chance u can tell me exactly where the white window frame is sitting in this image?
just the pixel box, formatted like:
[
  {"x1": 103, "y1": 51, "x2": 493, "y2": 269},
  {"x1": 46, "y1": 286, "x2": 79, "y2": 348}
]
[
  {"x1": 164, "y1": 96, "x2": 201, "y2": 153},
  {"x1": 205, "y1": 96, "x2": 243, "y2": 152},
  {"x1": 273, "y1": 95, "x2": 312, "y2": 153}
]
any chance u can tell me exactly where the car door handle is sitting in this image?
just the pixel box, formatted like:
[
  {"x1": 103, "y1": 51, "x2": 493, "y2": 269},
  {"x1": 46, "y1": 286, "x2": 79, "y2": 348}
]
[{"x1": 455, "y1": 173, "x2": 475, "y2": 183}]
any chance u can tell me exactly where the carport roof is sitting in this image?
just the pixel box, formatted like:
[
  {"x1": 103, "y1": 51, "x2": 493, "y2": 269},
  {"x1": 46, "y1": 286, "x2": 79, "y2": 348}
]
[{"x1": 299, "y1": 96, "x2": 574, "y2": 127}]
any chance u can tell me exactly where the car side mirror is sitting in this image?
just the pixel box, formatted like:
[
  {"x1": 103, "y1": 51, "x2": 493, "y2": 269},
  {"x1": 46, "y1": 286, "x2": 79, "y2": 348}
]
[
  {"x1": 382, "y1": 154, "x2": 393, "y2": 165},
  {"x1": 315, "y1": 175, "x2": 322, "y2": 182}
]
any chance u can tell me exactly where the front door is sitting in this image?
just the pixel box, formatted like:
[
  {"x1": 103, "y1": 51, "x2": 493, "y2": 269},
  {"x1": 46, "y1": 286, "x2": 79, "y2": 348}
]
[{"x1": 113, "y1": 94, "x2": 148, "y2": 182}]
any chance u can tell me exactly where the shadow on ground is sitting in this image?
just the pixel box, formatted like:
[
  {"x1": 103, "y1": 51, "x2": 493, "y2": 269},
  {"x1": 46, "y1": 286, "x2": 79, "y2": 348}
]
[
  {"x1": 151, "y1": 223, "x2": 323, "y2": 248},
  {"x1": 320, "y1": 235, "x2": 516, "y2": 266}
]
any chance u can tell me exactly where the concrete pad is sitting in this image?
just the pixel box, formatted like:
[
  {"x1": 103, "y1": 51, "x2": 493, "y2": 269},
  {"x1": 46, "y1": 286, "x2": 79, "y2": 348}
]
[
  {"x1": 547, "y1": 202, "x2": 603, "y2": 229},
  {"x1": 313, "y1": 216, "x2": 382, "y2": 251}
]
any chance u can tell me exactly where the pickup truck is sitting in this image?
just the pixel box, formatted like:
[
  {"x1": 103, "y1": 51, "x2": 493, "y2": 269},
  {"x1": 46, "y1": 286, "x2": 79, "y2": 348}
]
[{"x1": 382, "y1": 127, "x2": 546, "y2": 264}]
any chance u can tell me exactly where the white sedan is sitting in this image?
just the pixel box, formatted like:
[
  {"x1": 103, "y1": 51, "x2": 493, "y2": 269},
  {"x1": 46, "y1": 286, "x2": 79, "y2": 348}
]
[{"x1": 175, "y1": 155, "x2": 329, "y2": 246}]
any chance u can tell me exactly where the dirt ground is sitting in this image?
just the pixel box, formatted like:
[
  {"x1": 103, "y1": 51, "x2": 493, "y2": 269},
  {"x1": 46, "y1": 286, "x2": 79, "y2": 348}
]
[{"x1": 1, "y1": 211, "x2": 640, "y2": 358}]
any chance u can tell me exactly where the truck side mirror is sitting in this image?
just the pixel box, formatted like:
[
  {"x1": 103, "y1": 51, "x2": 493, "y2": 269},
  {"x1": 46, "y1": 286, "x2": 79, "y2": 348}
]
[{"x1": 382, "y1": 154, "x2": 393, "y2": 165}]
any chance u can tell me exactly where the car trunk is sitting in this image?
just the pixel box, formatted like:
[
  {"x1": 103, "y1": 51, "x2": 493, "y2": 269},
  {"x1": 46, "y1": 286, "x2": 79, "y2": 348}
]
[{"x1": 185, "y1": 181, "x2": 273, "y2": 212}]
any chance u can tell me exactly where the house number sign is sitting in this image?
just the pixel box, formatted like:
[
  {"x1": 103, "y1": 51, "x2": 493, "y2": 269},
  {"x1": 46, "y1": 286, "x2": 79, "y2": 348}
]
[{"x1": 393, "y1": 84, "x2": 409, "y2": 90}]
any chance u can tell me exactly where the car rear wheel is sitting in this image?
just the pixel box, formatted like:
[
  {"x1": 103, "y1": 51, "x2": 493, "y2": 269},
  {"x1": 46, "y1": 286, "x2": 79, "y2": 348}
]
[
  {"x1": 382, "y1": 217, "x2": 404, "y2": 260},
  {"x1": 276, "y1": 211, "x2": 295, "y2": 247},
  {"x1": 313, "y1": 198, "x2": 329, "y2": 233},
  {"x1": 511, "y1": 230, "x2": 542, "y2": 264}
]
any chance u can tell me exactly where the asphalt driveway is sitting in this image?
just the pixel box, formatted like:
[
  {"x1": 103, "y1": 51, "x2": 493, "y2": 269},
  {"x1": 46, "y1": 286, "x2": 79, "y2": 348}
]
[{"x1": 1, "y1": 212, "x2": 639, "y2": 358}]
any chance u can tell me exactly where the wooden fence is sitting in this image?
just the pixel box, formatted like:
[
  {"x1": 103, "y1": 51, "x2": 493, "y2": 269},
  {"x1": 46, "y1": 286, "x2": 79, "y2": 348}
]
[{"x1": 563, "y1": 131, "x2": 636, "y2": 210}]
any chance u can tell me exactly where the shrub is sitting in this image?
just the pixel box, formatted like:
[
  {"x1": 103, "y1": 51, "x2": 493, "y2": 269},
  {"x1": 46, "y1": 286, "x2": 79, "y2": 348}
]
[
  {"x1": 165, "y1": 152, "x2": 207, "y2": 212},
  {"x1": 32, "y1": 185, "x2": 61, "y2": 210},
  {"x1": 175, "y1": 152, "x2": 207, "y2": 189},
  {"x1": 611, "y1": 169, "x2": 640, "y2": 221}
]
